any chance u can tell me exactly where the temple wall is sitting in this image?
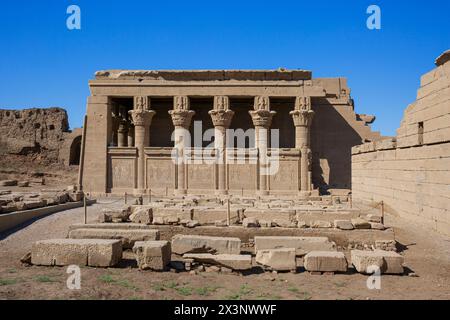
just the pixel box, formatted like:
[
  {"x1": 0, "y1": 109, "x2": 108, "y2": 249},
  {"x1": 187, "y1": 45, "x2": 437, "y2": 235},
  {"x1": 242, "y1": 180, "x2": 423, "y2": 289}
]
[{"x1": 352, "y1": 53, "x2": 450, "y2": 236}]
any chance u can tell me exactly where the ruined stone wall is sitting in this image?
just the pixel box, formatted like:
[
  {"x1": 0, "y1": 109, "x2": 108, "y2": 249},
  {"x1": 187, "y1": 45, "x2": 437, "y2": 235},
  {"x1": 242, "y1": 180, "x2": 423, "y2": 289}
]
[
  {"x1": 312, "y1": 78, "x2": 382, "y2": 191},
  {"x1": 0, "y1": 107, "x2": 73, "y2": 164},
  {"x1": 352, "y1": 51, "x2": 450, "y2": 236}
]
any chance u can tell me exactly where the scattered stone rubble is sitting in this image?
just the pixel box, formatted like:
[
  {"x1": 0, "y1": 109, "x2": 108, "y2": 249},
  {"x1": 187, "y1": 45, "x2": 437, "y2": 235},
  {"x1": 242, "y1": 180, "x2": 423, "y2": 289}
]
[
  {"x1": 0, "y1": 186, "x2": 84, "y2": 214},
  {"x1": 25, "y1": 196, "x2": 404, "y2": 276}
]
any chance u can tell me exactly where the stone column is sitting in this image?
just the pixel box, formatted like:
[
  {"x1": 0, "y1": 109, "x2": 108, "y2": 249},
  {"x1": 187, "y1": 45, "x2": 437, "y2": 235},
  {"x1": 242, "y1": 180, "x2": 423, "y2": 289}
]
[
  {"x1": 127, "y1": 123, "x2": 134, "y2": 147},
  {"x1": 249, "y1": 96, "x2": 276, "y2": 196},
  {"x1": 111, "y1": 103, "x2": 119, "y2": 146},
  {"x1": 117, "y1": 107, "x2": 128, "y2": 147},
  {"x1": 129, "y1": 96, "x2": 155, "y2": 195},
  {"x1": 290, "y1": 96, "x2": 314, "y2": 194},
  {"x1": 209, "y1": 96, "x2": 234, "y2": 195},
  {"x1": 169, "y1": 96, "x2": 195, "y2": 195}
]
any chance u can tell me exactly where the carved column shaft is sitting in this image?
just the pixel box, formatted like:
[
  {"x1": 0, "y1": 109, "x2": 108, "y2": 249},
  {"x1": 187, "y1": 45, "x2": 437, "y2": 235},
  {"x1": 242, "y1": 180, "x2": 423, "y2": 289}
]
[
  {"x1": 209, "y1": 96, "x2": 234, "y2": 195},
  {"x1": 249, "y1": 96, "x2": 276, "y2": 196},
  {"x1": 290, "y1": 96, "x2": 314, "y2": 193},
  {"x1": 127, "y1": 124, "x2": 134, "y2": 147},
  {"x1": 169, "y1": 96, "x2": 195, "y2": 195},
  {"x1": 130, "y1": 96, "x2": 155, "y2": 195}
]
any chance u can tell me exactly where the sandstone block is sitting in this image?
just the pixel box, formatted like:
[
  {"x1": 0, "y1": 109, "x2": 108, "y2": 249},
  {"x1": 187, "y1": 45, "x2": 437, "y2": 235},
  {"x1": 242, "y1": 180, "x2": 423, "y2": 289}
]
[
  {"x1": 311, "y1": 220, "x2": 332, "y2": 228},
  {"x1": 183, "y1": 253, "x2": 252, "y2": 271},
  {"x1": 304, "y1": 251, "x2": 348, "y2": 272},
  {"x1": 133, "y1": 240, "x2": 171, "y2": 271},
  {"x1": 254, "y1": 236, "x2": 336, "y2": 256},
  {"x1": 31, "y1": 239, "x2": 122, "y2": 267},
  {"x1": 129, "y1": 207, "x2": 153, "y2": 225},
  {"x1": 351, "y1": 250, "x2": 404, "y2": 274},
  {"x1": 255, "y1": 248, "x2": 296, "y2": 271},
  {"x1": 259, "y1": 219, "x2": 275, "y2": 227},
  {"x1": 172, "y1": 235, "x2": 241, "y2": 255},
  {"x1": 334, "y1": 220, "x2": 354, "y2": 230},
  {"x1": 273, "y1": 219, "x2": 297, "y2": 228},
  {"x1": 374, "y1": 240, "x2": 397, "y2": 251},
  {"x1": 68, "y1": 228, "x2": 160, "y2": 249},
  {"x1": 370, "y1": 222, "x2": 386, "y2": 230},
  {"x1": 102, "y1": 206, "x2": 131, "y2": 222},
  {"x1": 351, "y1": 218, "x2": 371, "y2": 229},
  {"x1": 242, "y1": 217, "x2": 259, "y2": 228},
  {"x1": 366, "y1": 214, "x2": 382, "y2": 223}
]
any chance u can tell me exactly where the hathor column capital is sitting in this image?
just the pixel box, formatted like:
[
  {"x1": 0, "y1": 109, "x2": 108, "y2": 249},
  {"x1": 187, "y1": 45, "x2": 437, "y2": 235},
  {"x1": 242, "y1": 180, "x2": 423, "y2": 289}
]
[
  {"x1": 129, "y1": 109, "x2": 155, "y2": 127},
  {"x1": 290, "y1": 96, "x2": 315, "y2": 127}
]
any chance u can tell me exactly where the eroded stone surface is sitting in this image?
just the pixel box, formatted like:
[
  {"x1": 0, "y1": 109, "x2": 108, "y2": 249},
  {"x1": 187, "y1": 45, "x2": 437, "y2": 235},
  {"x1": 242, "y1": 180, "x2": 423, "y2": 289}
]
[
  {"x1": 255, "y1": 248, "x2": 296, "y2": 271},
  {"x1": 172, "y1": 235, "x2": 241, "y2": 255},
  {"x1": 183, "y1": 253, "x2": 252, "y2": 271},
  {"x1": 254, "y1": 236, "x2": 336, "y2": 256},
  {"x1": 31, "y1": 239, "x2": 122, "y2": 267},
  {"x1": 304, "y1": 251, "x2": 348, "y2": 272},
  {"x1": 351, "y1": 249, "x2": 404, "y2": 274},
  {"x1": 133, "y1": 240, "x2": 171, "y2": 271}
]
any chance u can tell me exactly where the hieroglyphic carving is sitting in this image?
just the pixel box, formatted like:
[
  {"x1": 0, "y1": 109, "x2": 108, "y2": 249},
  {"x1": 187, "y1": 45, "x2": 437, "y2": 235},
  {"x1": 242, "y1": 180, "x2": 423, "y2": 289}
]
[
  {"x1": 110, "y1": 158, "x2": 135, "y2": 188},
  {"x1": 187, "y1": 164, "x2": 214, "y2": 189},
  {"x1": 146, "y1": 159, "x2": 174, "y2": 189},
  {"x1": 134, "y1": 96, "x2": 150, "y2": 111},
  {"x1": 174, "y1": 95, "x2": 190, "y2": 111},
  {"x1": 269, "y1": 160, "x2": 298, "y2": 190},
  {"x1": 228, "y1": 164, "x2": 257, "y2": 190}
]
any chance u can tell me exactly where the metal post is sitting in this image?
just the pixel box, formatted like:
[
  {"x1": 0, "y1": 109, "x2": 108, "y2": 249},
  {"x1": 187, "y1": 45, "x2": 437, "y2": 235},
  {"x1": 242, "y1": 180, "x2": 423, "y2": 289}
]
[
  {"x1": 125, "y1": 192, "x2": 127, "y2": 204},
  {"x1": 227, "y1": 197, "x2": 231, "y2": 226},
  {"x1": 349, "y1": 194, "x2": 353, "y2": 208},
  {"x1": 77, "y1": 115, "x2": 88, "y2": 191},
  {"x1": 149, "y1": 189, "x2": 152, "y2": 203},
  {"x1": 380, "y1": 201, "x2": 385, "y2": 224},
  {"x1": 83, "y1": 194, "x2": 87, "y2": 224}
]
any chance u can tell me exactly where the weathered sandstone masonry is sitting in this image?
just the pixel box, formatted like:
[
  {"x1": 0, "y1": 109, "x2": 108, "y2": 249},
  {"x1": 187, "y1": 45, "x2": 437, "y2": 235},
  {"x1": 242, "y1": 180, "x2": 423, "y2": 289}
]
[
  {"x1": 82, "y1": 70, "x2": 381, "y2": 196},
  {"x1": 352, "y1": 50, "x2": 450, "y2": 236}
]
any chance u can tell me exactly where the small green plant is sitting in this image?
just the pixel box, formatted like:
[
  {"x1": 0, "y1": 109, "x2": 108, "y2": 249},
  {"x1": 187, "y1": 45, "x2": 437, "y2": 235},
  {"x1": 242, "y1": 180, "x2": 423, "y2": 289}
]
[
  {"x1": 195, "y1": 286, "x2": 220, "y2": 296},
  {"x1": 301, "y1": 291, "x2": 312, "y2": 300},
  {"x1": 334, "y1": 281, "x2": 347, "y2": 288},
  {"x1": 128, "y1": 296, "x2": 143, "y2": 300},
  {"x1": 116, "y1": 279, "x2": 138, "y2": 290},
  {"x1": 152, "y1": 284, "x2": 166, "y2": 291},
  {"x1": 165, "y1": 281, "x2": 178, "y2": 289},
  {"x1": 239, "y1": 284, "x2": 253, "y2": 295},
  {"x1": 35, "y1": 275, "x2": 58, "y2": 283},
  {"x1": 99, "y1": 274, "x2": 116, "y2": 284},
  {"x1": 176, "y1": 286, "x2": 192, "y2": 296},
  {"x1": 288, "y1": 287, "x2": 299, "y2": 293},
  {"x1": 0, "y1": 279, "x2": 17, "y2": 286}
]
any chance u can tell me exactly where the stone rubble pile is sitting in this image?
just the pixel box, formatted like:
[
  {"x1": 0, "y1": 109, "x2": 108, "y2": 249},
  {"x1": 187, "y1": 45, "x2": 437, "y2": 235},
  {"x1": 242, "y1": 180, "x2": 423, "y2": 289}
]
[{"x1": 0, "y1": 186, "x2": 84, "y2": 214}]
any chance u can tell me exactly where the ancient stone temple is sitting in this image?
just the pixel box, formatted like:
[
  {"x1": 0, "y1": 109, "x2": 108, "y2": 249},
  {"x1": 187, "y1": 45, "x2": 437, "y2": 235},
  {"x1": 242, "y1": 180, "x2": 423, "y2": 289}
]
[{"x1": 81, "y1": 70, "x2": 381, "y2": 196}]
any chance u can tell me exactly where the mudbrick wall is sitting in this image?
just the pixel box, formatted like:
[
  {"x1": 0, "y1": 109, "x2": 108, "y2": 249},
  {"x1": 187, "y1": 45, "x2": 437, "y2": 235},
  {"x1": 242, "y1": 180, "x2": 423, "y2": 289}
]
[
  {"x1": 0, "y1": 107, "x2": 78, "y2": 164},
  {"x1": 352, "y1": 50, "x2": 450, "y2": 236}
]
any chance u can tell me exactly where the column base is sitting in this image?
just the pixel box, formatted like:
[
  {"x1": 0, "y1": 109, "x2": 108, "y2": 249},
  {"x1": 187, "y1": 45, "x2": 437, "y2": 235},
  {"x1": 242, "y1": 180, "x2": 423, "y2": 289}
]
[
  {"x1": 215, "y1": 189, "x2": 228, "y2": 196},
  {"x1": 298, "y1": 191, "x2": 311, "y2": 199},
  {"x1": 174, "y1": 189, "x2": 187, "y2": 196}
]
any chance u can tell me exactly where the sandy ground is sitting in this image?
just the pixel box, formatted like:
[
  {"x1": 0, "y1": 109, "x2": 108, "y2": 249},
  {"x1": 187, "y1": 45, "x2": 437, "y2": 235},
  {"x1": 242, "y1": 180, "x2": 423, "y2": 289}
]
[{"x1": 0, "y1": 201, "x2": 449, "y2": 300}]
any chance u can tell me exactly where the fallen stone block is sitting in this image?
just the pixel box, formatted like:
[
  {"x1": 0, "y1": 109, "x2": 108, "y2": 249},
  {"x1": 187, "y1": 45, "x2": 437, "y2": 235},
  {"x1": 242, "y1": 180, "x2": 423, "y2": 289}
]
[
  {"x1": 133, "y1": 240, "x2": 171, "y2": 271},
  {"x1": 351, "y1": 250, "x2": 404, "y2": 274},
  {"x1": 297, "y1": 221, "x2": 308, "y2": 228},
  {"x1": 152, "y1": 216, "x2": 165, "y2": 225},
  {"x1": 68, "y1": 228, "x2": 160, "y2": 249},
  {"x1": 31, "y1": 239, "x2": 122, "y2": 267},
  {"x1": 334, "y1": 220, "x2": 354, "y2": 230},
  {"x1": 0, "y1": 180, "x2": 18, "y2": 187},
  {"x1": 304, "y1": 251, "x2": 348, "y2": 272},
  {"x1": 242, "y1": 217, "x2": 259, "y2": 228},
  {"x1": 310, "y1": 220, "x2": 332, "y2": 228},
  {"x1": 172, "y1": 235, "x2": 241, "y2": 255},
  {"x1": 183, "y1": 253, "x2": 252, "y2": 271},
  {"x1": 254, "y1": 236, "x2": 336, "y2": 256},
  {"x1": 255, "y1": 248, "x2": 296, "y2": 271},
  {"x1": 366, "y1": 214, "x2": 382, "y2": 223},
  {"x1": 22, "y1": 200, "x2": 45, "y2": 210},
  {"x1": 370, "y1": 222, "x2": 386, "y2": 230},
  {"x1": 101, "y1": 206, "x2": 131, "y2": 222},
  {"x1": 129, "y1": 207, "x2": 153, "y2": 225},
  {"x1": 351, "y1": 218, "x2": 371, "y2": 229},
  {"x1": 68, "y1": 191, "x2": 83, "y2": 202},
  {"x1": 68, "y1": 223, "x2": 153, "y2": 232},
  {"x1": 374, "y1": 240, "x2": 397, "y2": 251},
  {"x1": 180, "y1": 219, "x2": 200, "y2": 228},
  {"x1": 273, "y1": 219, "x2": 297, "y2": 228}
]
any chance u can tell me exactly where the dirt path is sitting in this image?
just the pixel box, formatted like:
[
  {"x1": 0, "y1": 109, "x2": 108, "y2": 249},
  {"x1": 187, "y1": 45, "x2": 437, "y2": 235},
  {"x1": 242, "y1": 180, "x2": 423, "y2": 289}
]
[{"x1": 0, "y1": 202, "x2": 449, "y2": 300}]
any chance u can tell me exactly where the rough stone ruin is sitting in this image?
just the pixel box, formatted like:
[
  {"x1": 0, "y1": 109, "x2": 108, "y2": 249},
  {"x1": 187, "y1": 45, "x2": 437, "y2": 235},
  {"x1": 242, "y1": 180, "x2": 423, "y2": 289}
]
[{"x1": 0, "y1": 107, "x2": 82, "y2": 166}]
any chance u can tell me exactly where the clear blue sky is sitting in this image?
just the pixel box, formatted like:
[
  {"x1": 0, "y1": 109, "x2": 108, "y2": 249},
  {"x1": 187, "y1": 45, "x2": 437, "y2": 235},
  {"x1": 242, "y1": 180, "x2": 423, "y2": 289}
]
[{"x1": 0, "y1": 0, "x2": 448, "y2": 136}]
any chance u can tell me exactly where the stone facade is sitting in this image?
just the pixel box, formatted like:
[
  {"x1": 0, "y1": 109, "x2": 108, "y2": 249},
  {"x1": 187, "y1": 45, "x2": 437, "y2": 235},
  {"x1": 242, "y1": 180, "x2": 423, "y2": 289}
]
[
  {"x1": 352, "y1": 51, "x2": 450, "y2": 236},
  {"x1": 82, "y1": 70, "x2": 381, "y2": 196}
]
